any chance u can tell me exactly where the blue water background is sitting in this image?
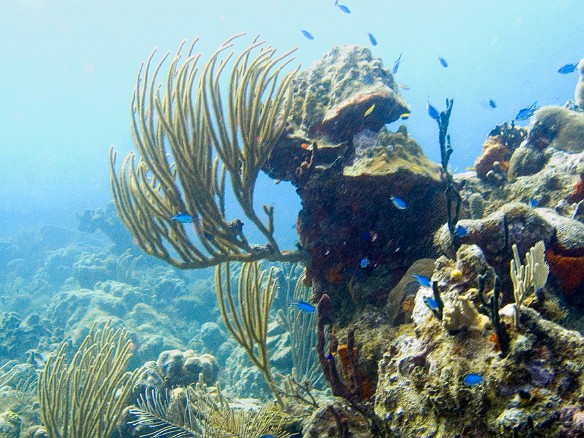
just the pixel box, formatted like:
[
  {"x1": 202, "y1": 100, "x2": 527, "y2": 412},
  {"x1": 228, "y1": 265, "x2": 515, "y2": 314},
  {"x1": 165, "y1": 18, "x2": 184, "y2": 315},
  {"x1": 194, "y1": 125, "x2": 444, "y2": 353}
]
[{"x1": 0, "y1": 0, "x2": 581, "y2": 248}]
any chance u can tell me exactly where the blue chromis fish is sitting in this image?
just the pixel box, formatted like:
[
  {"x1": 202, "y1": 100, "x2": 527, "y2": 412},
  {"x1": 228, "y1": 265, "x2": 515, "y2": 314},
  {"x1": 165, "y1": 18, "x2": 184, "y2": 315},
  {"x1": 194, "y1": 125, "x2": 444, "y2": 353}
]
[
  {"x1": 489, "y1": 99, "x2": 497, "y2": 108},
  {"x1": 463, "y1": 373, "x2": 484, "y2": 386},
  {"x1": 423, "y1": 296, "x2": 439, "y2": 311},
  {"x1": 529, "y1": 198, "x2": 539, "y2": 208},
  {"x1": 367, "y1": 32, "x2": 377, "y2": 46},
  {"x1": 301, "y1": 29, "x2": 314, "y2": 40},
  {"x1": 337, "y1": 4, "x2": 351, "y2": 13},
  {"x1": 558, "y1": 63, "x2": 578, "y2": 74},
  {"x1": 170, "y1": 212, "x2": 194, "y2": 223},
  {"x1": 360, "y1": 257, "x2": 370, "y2": 268},
  {"x1": 427, "y1": 100, "x2": 440, "y2": 121},
  {"x1": 438, "y1": 56, "x2": 448, "y2": 68},
  {"x1": 291, "y1": 301, "x2": 315, "y2": 313},
  {"x1": 364, "y1": 104, "x2": 375, "y2": 117},
  {"x1": 453, "y1": 225, "x2": 467, "y2": 237},
  {"x1": 515, "y1": 101, "x2": 538, "y2": 120},
  {"x1": 390, "y1": 195, "x2": 407, "y2": 210},
  {"x1": 393, "y1": 53, "x2": 403, "y2": 74},
  {"x1": 413, "y1": 274, "x2": 431, "y2": 287}
]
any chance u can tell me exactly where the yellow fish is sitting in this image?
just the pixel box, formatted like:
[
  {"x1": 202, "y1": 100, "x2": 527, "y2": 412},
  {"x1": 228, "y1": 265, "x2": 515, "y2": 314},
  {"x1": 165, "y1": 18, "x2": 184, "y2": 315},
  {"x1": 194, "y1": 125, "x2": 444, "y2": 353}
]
[
  {"x1": 398, "y1": 82, "x2": 410, "y2": 90},
  {"x1": 364, "y1": 104, "x2": 375, "y2": 117},
  {"x1": 400, "y1": 113, "x2": 410, "y2": 120}
]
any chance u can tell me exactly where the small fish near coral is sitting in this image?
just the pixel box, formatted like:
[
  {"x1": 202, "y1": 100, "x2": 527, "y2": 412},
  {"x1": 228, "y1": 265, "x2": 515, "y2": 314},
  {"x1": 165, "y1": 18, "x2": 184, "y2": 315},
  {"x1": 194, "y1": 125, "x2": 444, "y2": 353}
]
[
  {"x1": 453, "y1": 224, "x2": 467, "y2": 237},
  {"x1": 413, "y1": 274, "x2": 431, "y2": 288},
  {"x1": 390, "y1": 195, "x2": 407, "y2": 210},
  {"x1": 423, "y1": 296, "x2": 440, "y2": 311},
  {"x1": 336, "y1": 4, "x2": 351, "y2": 13},
  {"x1": 170, "y1": 212, "x2": 194, "y2": 223},
  {"x1": 291, "y1": 301, "x2": 315, "y2": 313},
  {"x1": 463, "y1": 373, "x2": 484, "y2": 386},
  {"x1": 400, "y1": 112, "x2": 410, "y2": 120},
  {"x1": 301, "y1": 29, "x2": 314, "y2": 40},
  {"x1": 363, "y1": 103, "x2": 375, "y2": 117},
  {"x1": 558, "y1": 62, "x2": 578, "y2": 74},
  {"x1": 515, "y1": 101, "x2": 538, "y2": 120},
  {"x1": 360, "y1": 257, "x2": 370, "y2": 268},
  {"x1": 367, "y1": 32, "x2": 377, "y2": 46},
  {"x1": 426, "y1": 100, "x2": 440, "y2": 121},
  {"x1": 393, "y1": 53, "x2": 403, "y2": 74},
  {"x1": 438, "y1": 56, "x2": 448, "y2": 68}
]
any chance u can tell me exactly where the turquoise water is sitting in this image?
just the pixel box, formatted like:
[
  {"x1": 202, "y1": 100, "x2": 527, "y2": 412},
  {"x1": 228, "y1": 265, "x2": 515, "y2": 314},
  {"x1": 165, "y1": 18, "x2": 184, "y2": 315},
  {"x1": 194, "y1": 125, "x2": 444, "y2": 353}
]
[{"x1": 0, "y1": 0, "x2": 581, "y2": 236}]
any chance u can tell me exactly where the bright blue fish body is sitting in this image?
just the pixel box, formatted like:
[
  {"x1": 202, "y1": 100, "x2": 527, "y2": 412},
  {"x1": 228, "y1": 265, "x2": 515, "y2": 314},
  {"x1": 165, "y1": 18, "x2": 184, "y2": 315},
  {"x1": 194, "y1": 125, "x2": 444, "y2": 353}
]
[
  {"x1": 292, "y1": 301, "x2": 315, "y2": 313},
  {"x1": 301, "y1": 30, "x2": 314, "y2": 40},
  {"x1": 367, "y1": 33, "x2": 377, "y2": 46},
  {"x1": 427, "y1": 100, "x2": 440, "y2": 120},
  {"x1": 413, "y1": 274, "x2": 431, "y2": 287},
  {"x1": 454, "y1": 225, "x2": 467, "y2": 237},
  {"x1": 529, "y1": 198, "x2": 539, "y2": 208},
  {"x1": 170, "y1": 212, "x2": 194, "y2": 223},
  {"x1": 558, "y1": 63, "x2": 578, "y2": 74},
  {"x1": 438, "y1": 56, "x2": 448, "y2": 68},
  {"x1": 516, "y1": 102, "x2": 538, "y2": 120},
  {"x1": 391, "y1": 195, "x2": 407, "y2": 210},
  {"x1": 463, "y1": 373, "x2": 484, "y2": 386},
  {"x1": 360, "y1": 257, "x2": 370, "y2": 268},
  {"x1": 424, "y1": 296, "x2": 439, "y2": 311},
  {"x1": 337, "y1": 4, "x2": 351, "y2": 13}
]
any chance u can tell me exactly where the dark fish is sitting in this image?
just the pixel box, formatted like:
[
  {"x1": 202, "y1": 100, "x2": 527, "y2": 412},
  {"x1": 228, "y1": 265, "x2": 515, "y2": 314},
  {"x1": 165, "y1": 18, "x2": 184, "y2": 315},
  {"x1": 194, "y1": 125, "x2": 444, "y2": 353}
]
[
  {"x1": 326, "y1": 352, "x2": 334, "y2": 360},
  {"x1": 424, "y1": 296, "x2": 439, "y2": 311},
  {"x1": 337, "y1": 4, "x2": 351, "y2": 13},
  {"x1": 427, "y1": 100, "x2": 440, "y2": 121},
  {"x1": 393, "y1": 53, "x2": 403, "y2": 74},
  {"x1": 291, "y1": 301, "x2": 315, "y2": 313},
  {"x1": 438, "y1": 56, "x2": 448, "y2": 68},
  {"x1": 454, "y1": 225, "x2": 467, "y2": 237},
  {"x1": 170, "y1": 212, "x2": 194, "y2": 223},
  {"x1": 390, "y1": 195, "x2": 407, "y2": 210},
  {"x1": 515, "y1": 101, "x2": 538, "y2": 120},
  {"x1": 558, "y1": 63, "x2": 578, "y2": 74},
  {"x1": 463, "y1": 373, "x2": 484, "y2": 386},
  {"x1": 367, "y1": 32, "x2": 377, "y2": 46},
  {"x1": 489, "y1": 99, "x2": 497, "y2": 108},
  {"x1": 301, "y1": 30, "x2": 314, "y2": 40},
  {"x1": 413, "y1": 274, "x2": 431, "y2": 287}
]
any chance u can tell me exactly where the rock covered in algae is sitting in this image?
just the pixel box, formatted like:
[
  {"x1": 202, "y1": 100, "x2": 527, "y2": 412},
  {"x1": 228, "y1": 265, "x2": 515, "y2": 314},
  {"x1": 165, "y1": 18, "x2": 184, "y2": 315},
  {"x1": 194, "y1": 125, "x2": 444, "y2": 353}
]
[
  {"x1": 577, "y1": 58, "x2": 584, "y2": 108},
  {"x1": 525, "y1": 105, "x2": 584, "y2": 154},
  {"x1": 287, "y1": 45, "x2": 409, "y2": 144}
]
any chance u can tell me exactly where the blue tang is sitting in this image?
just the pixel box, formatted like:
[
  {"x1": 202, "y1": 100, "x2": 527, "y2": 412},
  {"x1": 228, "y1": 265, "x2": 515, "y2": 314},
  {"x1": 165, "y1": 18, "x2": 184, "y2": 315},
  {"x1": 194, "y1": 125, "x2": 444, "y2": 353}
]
[
  {"x1": 423, "y1": 296, "x2": 439, "y2": 311},
  {"x1": 291, "y1": 301, "x2": 315, "y2": 313},
  {"x1": 463, "y1": 373, "x2": 484, "y2": 386},
  {"x1": 390, "y1": 195, "x2": 407, "y2": 210},
  {"x1": 515, "y1": 102, "x2": 538, "y2": 120},
  {"x1": 413, "y1": 274, "x2": 431, "y2": 288},
  {"x1": 558, "y1": 63, "x2": 578, "y2": 74},
  {"x1": 170, "y1": 212, "x2": 194, "y2": 223}
]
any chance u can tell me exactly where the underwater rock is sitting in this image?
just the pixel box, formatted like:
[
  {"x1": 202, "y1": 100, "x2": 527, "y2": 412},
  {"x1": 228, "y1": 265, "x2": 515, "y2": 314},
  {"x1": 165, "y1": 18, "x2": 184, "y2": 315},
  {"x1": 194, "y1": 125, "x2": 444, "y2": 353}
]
[
  {"x1": 77, "y1": 201, "x2": 135, "y2": 252},
  {"x1": 0, "y1": 410, "x2": 22, "y2": 438},
  {"x1": 156, "y1": 349, "x2": 219, "y2": 387},
  {"x1": 576, "y1": 58, "x2": 584, "y2": 109},
  {"x1": 286, "y1": 45, "x2": 409, "y2": 144},
  {"x1": 474, "y1": 122, "x2": 527, "y2": 181},
  {"x1": 0, "y1": 312, "x2": 51, "y2": 362},
  {"x1": 199, "y1": 322, "x2": 228, "y2": 352},
  {"x1": 526, "y1": 105, "x2": 584, "y2": 153},
  {"x1": 507, "y1": 144, "x2": 547, "y2": 178}
]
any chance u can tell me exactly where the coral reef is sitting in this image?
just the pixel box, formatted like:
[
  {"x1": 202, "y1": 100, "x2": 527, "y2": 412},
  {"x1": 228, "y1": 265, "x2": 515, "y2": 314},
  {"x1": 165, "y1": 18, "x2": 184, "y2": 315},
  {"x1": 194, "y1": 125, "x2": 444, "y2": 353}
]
[
  {"x1": 527, "y1": 105, "x2": 584, "y2": 153},
  {"x1": 474, "y1": 122, "x2": 527, "y2": 181},
  {"x1": 577, "y1": 58, "x2": 584, "y2": 109}
]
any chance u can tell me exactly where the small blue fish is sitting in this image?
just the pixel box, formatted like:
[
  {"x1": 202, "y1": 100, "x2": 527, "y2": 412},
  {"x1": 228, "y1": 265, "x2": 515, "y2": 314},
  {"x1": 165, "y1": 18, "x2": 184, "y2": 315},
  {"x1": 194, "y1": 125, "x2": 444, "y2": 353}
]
[
  {"x1": 326, "y1": 352, "x2": 334, "y2": 360},
  {"x1": 454, "y1": 225, "x2": 467, "y2": 237},
  {"x1": 438, "y1": 56, "x2": 448, "y2": 68},
  {"x1": 301, "y1": 30, "x2": 314, "y2": 40},
  {"x1": 529, "y1": 198, "x2": 539, "y2": 208},
  {"x1": 558, "y1": 63, "x2": 578, "y2": 74},
  {"x1": 367, "y1": 32, "x2": 377, "y2": 46},
  {"x1": 515, "y1": 102, "x2": 538, "y2": 121},
  {"x1": 170, "y1": 212, "x2": 194, "y2": 223},
  {"x1": 360, "y1": 257, "x2": 370, "y2": 268},
  {"x1": 390, "y1": 195, "x2": 407, "y2": 210},
  {"x1": 423, "y1": 296, "x2": 439, "y2": 311},
  {"x1": 427, "y1": 100, "x2": 440, "y2": 121},
  {"x1": 489, "y1": 99, "x2": 497, "y2": 108},
  {"x1": 413, "y1": 274, "x2": 432, "y2": 288},
  {"x1": 463, "y1": 373, "x2": 484, "y2": 386},
  {"x1": 291, "y1": 301, "x2": 315, "y2": 313},
  {"x1": 393, "y1": 53, "x2": 403, "y2": 74},
  {"x1": 337, "y1": 4, "x2": 351, "y2": 13}
]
